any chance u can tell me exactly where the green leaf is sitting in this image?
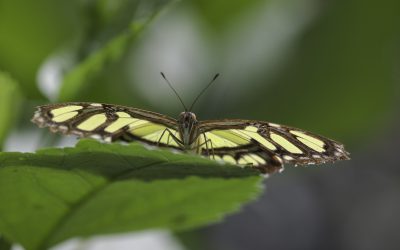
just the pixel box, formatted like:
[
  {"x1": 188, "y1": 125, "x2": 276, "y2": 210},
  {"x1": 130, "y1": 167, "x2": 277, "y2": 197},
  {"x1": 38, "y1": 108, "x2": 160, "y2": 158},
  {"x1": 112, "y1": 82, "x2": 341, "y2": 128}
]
[
  {"x1": 0, "y1": 139, "x2": 262, "y2": 250},
  {"x1": 0, "y1": 72, "x2": 21, "y2": 150},
  {"x1": 58, "y1": 0, "x2": 177, "y2": 101}
]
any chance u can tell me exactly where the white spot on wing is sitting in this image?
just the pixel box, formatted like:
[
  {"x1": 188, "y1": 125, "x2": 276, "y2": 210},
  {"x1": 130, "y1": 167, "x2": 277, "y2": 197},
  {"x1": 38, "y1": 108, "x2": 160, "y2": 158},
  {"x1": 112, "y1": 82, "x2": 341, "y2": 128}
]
[
  {"x1": 58, "y1": 125, "x2": 68, "y2": 133},
  {"x1": 90, "y1": 134, "x2": 102, "y2": 140},
  {"x1": 283, "y1": 155, "x2": 294, "y2": 161},
  {"x1": 268, "y1": 123, "x2": 281, "y2": 128},
  {"x1": 334, "y1": 152, "x2": 342, "y2": 157}
]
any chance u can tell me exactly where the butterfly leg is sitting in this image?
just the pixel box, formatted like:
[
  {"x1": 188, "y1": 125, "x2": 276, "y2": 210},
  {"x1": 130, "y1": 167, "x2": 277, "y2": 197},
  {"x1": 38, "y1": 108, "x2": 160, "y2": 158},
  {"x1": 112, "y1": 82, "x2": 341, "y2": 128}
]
[
  {"x1": 157, "y1": 128, "x2": 183, "y2": 147},
  {"x1": 204, "y1": 133, "x2": 215, "y2": 159},
  {"x1": 194, "y1": 133, "x2": 215, "y2": 159},
  {"x1": 166, "y1": 131, "x2": 183, "y2": 147}
]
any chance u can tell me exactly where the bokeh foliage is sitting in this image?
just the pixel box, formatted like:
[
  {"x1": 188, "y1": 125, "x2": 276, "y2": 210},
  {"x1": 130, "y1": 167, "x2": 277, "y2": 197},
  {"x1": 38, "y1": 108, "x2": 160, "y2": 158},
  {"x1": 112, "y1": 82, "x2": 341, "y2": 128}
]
[
  {"x1": 0, "y1": 0, "x2": 399, "y2": 249},
  {"x1": 0, "y1": 0, "x2": 398, "y2": 148}
]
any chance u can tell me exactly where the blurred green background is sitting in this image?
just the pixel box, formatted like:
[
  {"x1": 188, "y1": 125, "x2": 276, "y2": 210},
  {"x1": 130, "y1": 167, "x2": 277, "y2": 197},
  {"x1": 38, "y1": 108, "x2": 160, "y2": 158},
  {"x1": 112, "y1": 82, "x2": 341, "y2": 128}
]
[{"x1": 0, "y1": 0, "x2": 399, "y2": 249}]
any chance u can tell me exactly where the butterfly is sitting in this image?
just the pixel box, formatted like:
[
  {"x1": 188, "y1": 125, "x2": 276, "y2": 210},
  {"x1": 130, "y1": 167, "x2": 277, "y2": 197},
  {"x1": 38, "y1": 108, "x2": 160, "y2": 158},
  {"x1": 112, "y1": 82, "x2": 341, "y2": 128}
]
[{"x1": 32, "y1": 73, "x2": 350, "y2": 174}]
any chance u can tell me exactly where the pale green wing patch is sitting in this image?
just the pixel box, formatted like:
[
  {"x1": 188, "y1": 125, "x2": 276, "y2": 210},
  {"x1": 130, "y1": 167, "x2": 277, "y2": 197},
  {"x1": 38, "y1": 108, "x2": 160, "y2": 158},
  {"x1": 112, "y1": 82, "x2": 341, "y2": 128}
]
[
  {"x1": 50, "y1": 105, "x2": 83, "y2": 116},
  {"x1": 289, "y1": 130, "x2": 326, "y2": 152},
  {"x1": 77, "y1": 114, "x2": 107, "y2": 131},
  {"x1": 269, "y1": 132, "x2": 303, "y2": 154},
  {"x1": 104, "y1": 112, "x2": 135, "y2": 133},
  {"x1": 201, "y1": 126, "x2": 276, "y2": 150},
  {"x1": 48, "y1": 105, "x2": 84, "y2": 123},
  {"x1": 125, "y1": 121, "x2": 181, "y2": 147},
  {"x1": 198, "y1": 126, "x2": 283, "y2": 173}
]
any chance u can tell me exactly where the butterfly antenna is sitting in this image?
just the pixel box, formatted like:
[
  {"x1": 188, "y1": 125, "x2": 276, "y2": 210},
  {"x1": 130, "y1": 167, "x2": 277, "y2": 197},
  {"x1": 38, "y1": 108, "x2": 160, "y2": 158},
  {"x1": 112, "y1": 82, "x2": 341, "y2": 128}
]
[
  {"x1": 189, "y1": 73, "x2": 220, "y2": 111},
  {"x1": 160, "y1": 72, "x2": 188, "y2": 111}
]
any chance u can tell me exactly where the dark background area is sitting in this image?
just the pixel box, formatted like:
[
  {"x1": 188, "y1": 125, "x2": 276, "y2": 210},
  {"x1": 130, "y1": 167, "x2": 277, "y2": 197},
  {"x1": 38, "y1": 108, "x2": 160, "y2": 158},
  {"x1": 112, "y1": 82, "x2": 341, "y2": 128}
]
[{"x1": 0, "y1": 0, "x2": 399, "y2": 249}]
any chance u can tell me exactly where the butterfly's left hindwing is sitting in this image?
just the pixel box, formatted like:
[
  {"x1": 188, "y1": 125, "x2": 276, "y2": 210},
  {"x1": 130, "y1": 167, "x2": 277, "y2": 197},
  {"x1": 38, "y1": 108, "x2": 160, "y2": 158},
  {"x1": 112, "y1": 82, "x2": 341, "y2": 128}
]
[
  {"x1": 198, "y1": 120, "x2": 350, "y2": 173},
  {"x1": 32, "y1": 102, "x2": 182, "y2": 149}
]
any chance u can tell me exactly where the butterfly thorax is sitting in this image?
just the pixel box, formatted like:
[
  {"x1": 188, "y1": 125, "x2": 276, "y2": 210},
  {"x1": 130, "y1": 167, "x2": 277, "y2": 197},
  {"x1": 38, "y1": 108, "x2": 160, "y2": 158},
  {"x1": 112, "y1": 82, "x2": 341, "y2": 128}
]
[{"x1": 178, "y1": 112, "x2": 200, "y2": 149}]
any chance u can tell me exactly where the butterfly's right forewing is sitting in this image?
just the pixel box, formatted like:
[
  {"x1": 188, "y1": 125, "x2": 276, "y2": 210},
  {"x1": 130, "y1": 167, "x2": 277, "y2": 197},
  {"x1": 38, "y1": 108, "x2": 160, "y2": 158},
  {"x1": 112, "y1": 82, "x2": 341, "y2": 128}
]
[{"x1": 198, "y1": 119, "x2": 349, "y2": 173}]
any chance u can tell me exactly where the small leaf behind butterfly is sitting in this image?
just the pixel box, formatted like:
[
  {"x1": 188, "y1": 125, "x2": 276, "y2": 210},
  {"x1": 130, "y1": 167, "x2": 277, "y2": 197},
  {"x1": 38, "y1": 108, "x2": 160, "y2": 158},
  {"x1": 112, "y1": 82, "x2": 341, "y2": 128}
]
[{"x1": 0, "y1": 72, "x2": 21, "y2": 150}]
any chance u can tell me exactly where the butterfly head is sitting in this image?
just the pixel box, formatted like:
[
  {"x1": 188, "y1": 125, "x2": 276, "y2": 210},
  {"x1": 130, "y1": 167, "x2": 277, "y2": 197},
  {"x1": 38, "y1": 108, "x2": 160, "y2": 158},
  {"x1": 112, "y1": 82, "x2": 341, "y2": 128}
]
[{"x1": 179, "y1": 112, "x2": 198, "y2": 128}]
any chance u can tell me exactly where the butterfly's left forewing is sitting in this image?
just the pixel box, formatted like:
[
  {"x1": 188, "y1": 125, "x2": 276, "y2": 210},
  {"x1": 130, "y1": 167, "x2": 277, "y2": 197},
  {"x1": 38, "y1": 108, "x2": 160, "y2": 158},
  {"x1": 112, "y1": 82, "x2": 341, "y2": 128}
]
[
  {"x1": 32, "y1": 102, "x2": 182, "y2": 149},
  {"x1": 198, "y1": 120, "x2": 350, "y2": 173}
]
